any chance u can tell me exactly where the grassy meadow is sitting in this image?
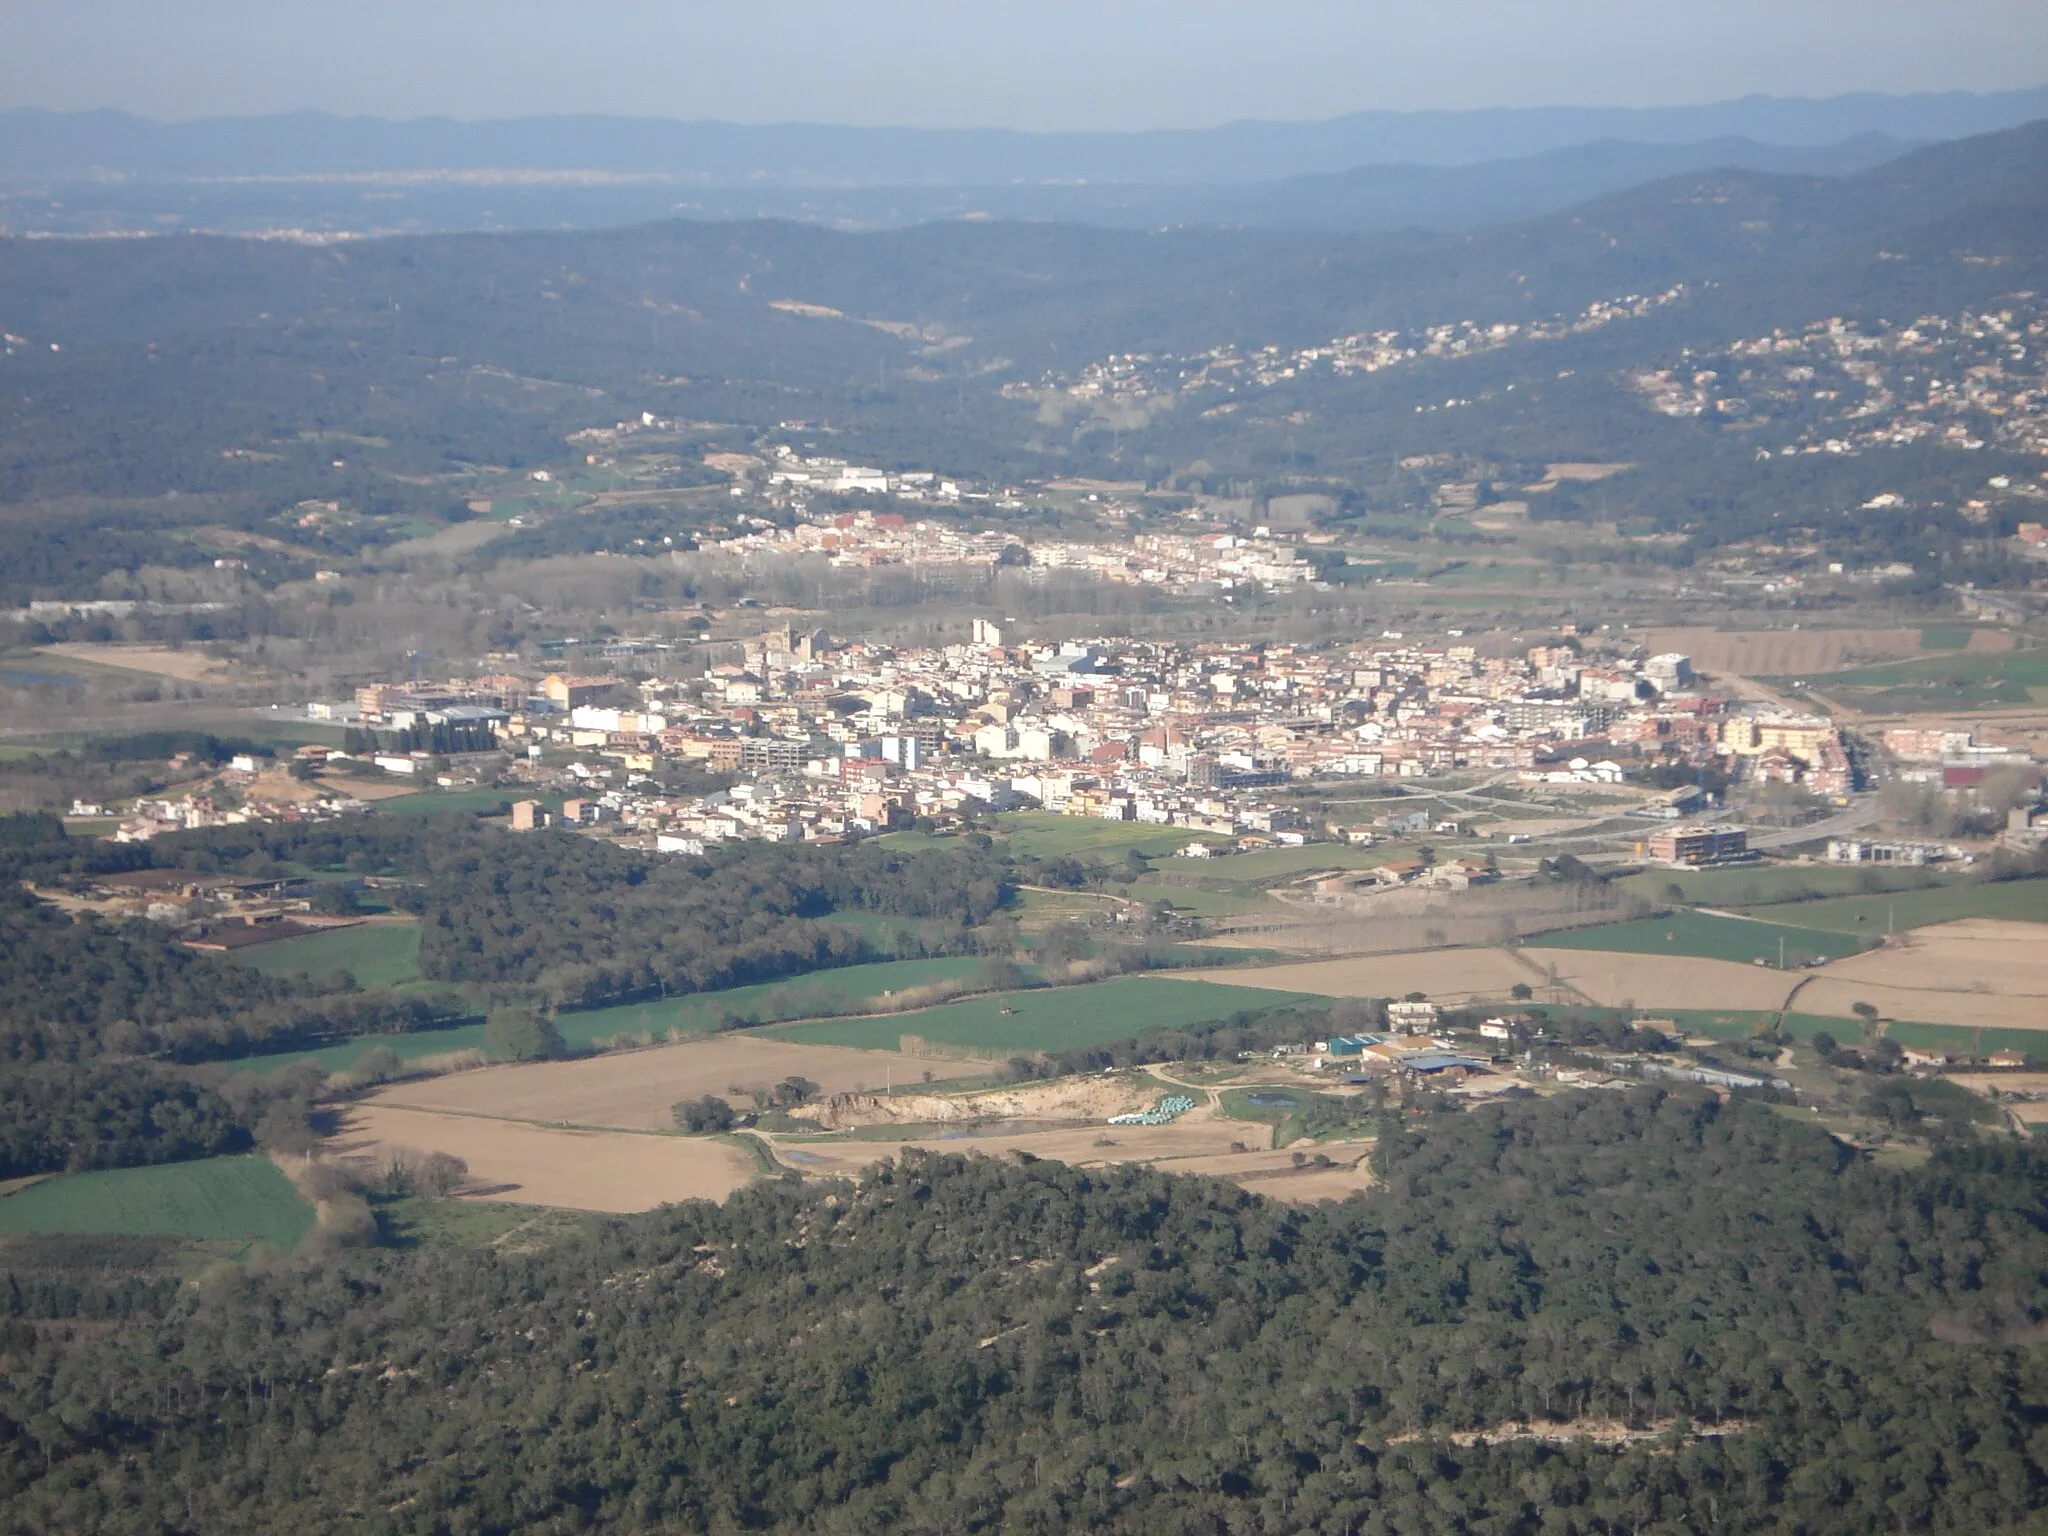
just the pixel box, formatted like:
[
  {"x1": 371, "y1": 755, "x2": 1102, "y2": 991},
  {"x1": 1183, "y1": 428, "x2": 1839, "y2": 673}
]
[
  {"x1": 0, "y1": 1156, "x2": 314, "y2": 1249},
  {"x1": 1534, "y1": 910, "x2": 1862, "y2": 967},
  {"x1": 764, "y1": 975, "x2": 1312, "y2": 1055},
  {"x1": 237, "y1": 920, "x2": 423, "y2": 988}
]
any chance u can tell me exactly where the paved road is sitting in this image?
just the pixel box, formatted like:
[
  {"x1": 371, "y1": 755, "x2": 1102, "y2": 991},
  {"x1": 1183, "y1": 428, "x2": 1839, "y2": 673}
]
[{"x1": 1745, "y1": 796, "x2": 1881, "y2": 850}]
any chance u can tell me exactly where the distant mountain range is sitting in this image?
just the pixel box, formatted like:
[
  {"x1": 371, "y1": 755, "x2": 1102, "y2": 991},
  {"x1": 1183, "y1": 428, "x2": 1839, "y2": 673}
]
[
  {"x1": 2, "y1": 114, "x2": 2045, "y2": 599},
  {"x1": 0, "y1": 130, "x2": 1929, "y2": 238},
  {"x1": 4, "y1": 89, "x2": 2047, "y2": 185}
]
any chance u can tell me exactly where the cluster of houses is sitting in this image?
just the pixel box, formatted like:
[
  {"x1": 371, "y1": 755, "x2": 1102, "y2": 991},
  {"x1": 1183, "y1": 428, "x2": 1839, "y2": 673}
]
[{"x1": 283, "y1": 625, "x2": 1878, "y2": 853}]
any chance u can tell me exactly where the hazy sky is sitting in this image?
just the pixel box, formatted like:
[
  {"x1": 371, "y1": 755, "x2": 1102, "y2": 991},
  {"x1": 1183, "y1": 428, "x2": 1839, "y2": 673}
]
[{"x1": 5, "y1": 0, "x2": 2046, "y2": 128}]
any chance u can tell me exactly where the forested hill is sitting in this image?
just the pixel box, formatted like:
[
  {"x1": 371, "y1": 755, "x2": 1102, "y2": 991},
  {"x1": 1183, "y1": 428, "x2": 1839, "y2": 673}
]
[
  {"x1": 8, "y1": 1089, "x2": 2048, "y2": 1530},
  {"x1": 0, "y1": 118, "x2": 2043, "y2": 584}
]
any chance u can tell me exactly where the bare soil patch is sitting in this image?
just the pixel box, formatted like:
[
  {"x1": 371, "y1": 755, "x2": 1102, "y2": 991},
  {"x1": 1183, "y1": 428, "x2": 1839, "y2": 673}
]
[
  {"x1": 1797, "y1": 980, "x2": 2048, "y2": 1031},
  {"x1": 375, "y1": 1034, "x2": 992, "y2": 1130},
  {"x1": 45, "y1": 643, "x2": 235, "y2": 683},
  {"x1": 768, "y1": 1122, "x2": 1373, "y2": 1202},
  {"x1": 320, "y1": 777, "x2": 424, "y2": 801},
  {"x1": 795, "y1": 1075, "x2": 1155, "y2": 1130},
  {"x1": 1952, "y1": 1073, "x2": 2048, "y2": 1099},
  {"x1": 1175, "y1": 947, "x2": 1543, "y2": 1005},
  {"x1": 1645, "y1": 628, "x2": 1922, "y2": 678},
  {"x1": 772, "y1": 1118, "x2": 1267, "y2": 1178},
  {"x1": 1521, "y1": 949, "x2": 1802, "y2": 1012},
  {"x1": 1389, "y1": 1417, "x2": 1754, "y2": 1449},
  {"x1": 1793, "y1": 920, "x2": 2048, "y2": 1031},
  {"x1": 1820, "y1": 920, "x2": 2048, "y2": 998},
  {"x1": 329, "y1": 1104, "x2": 756, "y2": 1212}
]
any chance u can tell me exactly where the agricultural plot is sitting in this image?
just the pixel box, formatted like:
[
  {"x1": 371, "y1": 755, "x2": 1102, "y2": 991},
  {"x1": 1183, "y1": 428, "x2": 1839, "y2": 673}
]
[
  {"x1": 1794, "y1": 920, "x2": 2048, "y2": 1032},
  {"x1": 1126, "y1": 881, "x2": 1271, "y2": 918},
  {"x1": 218, "y1": 955, "x2": 1001, "y2": 1075},
  {"x1": 373, "y1": 1033, "x2": 989, "y2": 1130},
  {"x1": 993, "y1": 812, "x2": 1225, "y2": 860},
  {"x1": 1642, "y1": 628, "x2": 1923, "y2": 677},
  {"x1": 0, "y1": 1155, "x2": 313, "y2": 1248},
  {"x1": 558, "y1": 956, "x2": 1000, "y2": 1040},
  {"x1": 237, "y1": 919, "x2": 422, "y2": 988},
  {"x1": 332, "y1": 1104, "x2": 757, "y2": 1213},
  {"x1": 1736, "y1": 877, "x2": 2048, "y2": 935},
  {"x1": 1803, "y1": 647, "x2": 2048, "y2": 710},
  {"x1": 371, "y1": 787, "x2": 533, "y2": 817},
  {"x1": 1522, "y1": 951, "x2": 1803, "y2": 1013},
  {"x1": 765, "y1": 976, "x2": 1311, "y2": 1054},
  {"x1": 1534, "y1": 911, "x2": 1861, "y2": 967},
  {"x1": 1180, "y1": 947, "x2": 1541, "y2": 1005},
  {"x1": 1618, "y1": 863, "x2": 1950, "y2": 910}
]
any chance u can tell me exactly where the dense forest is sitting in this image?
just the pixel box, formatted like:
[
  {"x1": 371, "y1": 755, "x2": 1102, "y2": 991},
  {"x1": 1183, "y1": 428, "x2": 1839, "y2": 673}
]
[
  {"x1": 4, "y1": 1088, "x2": 2047, "y2": 1531},
  {"x1": 0, "y1": 820, "x2": 1015, "y2": 1066},
  {"x1": 0, "y1": 883, "x2": 449, "y2": 1063},
  {"x1": 161, "y1": 819, "x2": 1015, "y2": 1009},
  {"x1": 0, "y1": 1061, "x2": 249, "y2": 1178}
]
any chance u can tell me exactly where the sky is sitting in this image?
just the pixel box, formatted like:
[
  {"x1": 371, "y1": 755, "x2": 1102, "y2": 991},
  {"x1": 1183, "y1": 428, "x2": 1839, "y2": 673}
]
[{"x1": 3, "y1": 0, "x2": 2046, "y2": 129}]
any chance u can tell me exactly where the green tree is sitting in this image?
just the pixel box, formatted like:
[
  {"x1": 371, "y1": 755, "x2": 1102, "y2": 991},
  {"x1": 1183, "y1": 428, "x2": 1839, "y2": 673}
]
[
  {"x1": 484, "y1": 1007, "x2": 565, "y2": 1061},
  {"x1": 672, "y1": 1095, "x2": 738, "y2": 1133}
]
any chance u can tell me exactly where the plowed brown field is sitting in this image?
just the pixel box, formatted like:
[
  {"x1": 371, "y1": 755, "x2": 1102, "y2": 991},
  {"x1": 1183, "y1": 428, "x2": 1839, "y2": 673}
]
[
  {"x1": 375, "y1": 1034, "x2": 992, "y2": 1130},
  {"x1": 1171, "y1": 947, "x2": 1541, "y2": 1004},
  {"x1": 330, "y1": 1103, "x2": 757, "y2": 1211},
  {"x1": 1645, "y1": 628, "x2": 1922, "y2": 677}
]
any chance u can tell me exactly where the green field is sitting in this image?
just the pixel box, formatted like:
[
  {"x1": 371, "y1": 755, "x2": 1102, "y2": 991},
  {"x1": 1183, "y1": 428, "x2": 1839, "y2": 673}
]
[
  {"x1": 1127, "y1": 882, "x2": 1270, "y2": 918},
  {"x1": 764, "y1": 975, "x2": 1313, "y2": 1054},
  {"x1": 237, "y1": 920, "x2": 423, "y2": 988},
  {"x1": 218, "y1": 955, "x2": 1004, "y2": 1075},
  {"x1": 371, "y1": 787, "x2": 543, "y2": 817},
  {"x1": 994, "y1": 812, "x2": 1225, "y2": 860},
  {"x1": 1535, "y1": 910, "x2": 1862, "y2": 967},
  {"x1": 373, "y1": 1195, "x2": 586, "y2": 1250},
  {"x1": 1881, "y1": 1019, "x2": 2048, "y2": 1060},
  {"x1": 1734, "y1": 877, "x2": 2048, "y2": 935},
  {"x1": 1619, "y1": 863, "x2": 1950, "y2": 910},
  {"x1": 1805, "y1": 647, "x2": 2048, "y2": 709},
  {"x1": 0, "y1": 1156, "x2": 313, "y2": 1249},
  {"x1": 1192, "y1": 844, "x2": 1391, "y2": 882},
  {"x1": 1919, "y1": 625, "x2": 1982, "y2": 651}
]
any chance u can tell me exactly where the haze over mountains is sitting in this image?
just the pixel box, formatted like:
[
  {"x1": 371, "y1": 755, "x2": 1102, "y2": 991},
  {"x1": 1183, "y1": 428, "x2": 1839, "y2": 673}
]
[
  {"x1": 3, "y1": 112, "x2": 2043, "y2": 600},
  {"x1": 3, "y1": 87, "x2": 2046, "y2": 237}
]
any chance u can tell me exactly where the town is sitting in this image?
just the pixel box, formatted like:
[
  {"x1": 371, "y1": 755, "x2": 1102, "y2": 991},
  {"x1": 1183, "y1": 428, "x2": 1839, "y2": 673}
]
[{"x1": 93, "y1": 614, "x2": 2042, "y2": 887}]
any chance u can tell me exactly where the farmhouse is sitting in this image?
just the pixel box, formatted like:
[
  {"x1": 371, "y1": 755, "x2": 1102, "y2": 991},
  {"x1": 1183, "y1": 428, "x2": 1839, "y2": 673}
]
[{"x1": 1386, "y1": 999, "x2": 1442, "y2": 1032}]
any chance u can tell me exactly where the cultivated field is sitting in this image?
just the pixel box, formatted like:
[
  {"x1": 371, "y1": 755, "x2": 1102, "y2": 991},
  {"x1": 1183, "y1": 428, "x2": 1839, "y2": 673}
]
[
  {"x1": 318, "y1": 776, "x2": 425, "y2": 802},
  {"x1": 1822, "y1": 920, "x2": 2048, "y2": 998},
  {"x1": 1520, "y1": 949, "x2": 1804, "y2": 1012},
  {"x1": 764, "y1": 976, "x2": 1310, "y2": 1054},
  {"x1": 1737, "y1": 878, "x2": 2048, "y2": 935},
  {"x1": 1643, "y1": 628, "x2": 1923, "y2": 677},
  {"x1": 1792, "y1": 920, "x2": 2048, "y2": 1031},
  {"x1": 45, "y1": 643, "x2": 236, "y2": 683},
  {"x1": 217, "y1": 956, "x2": 1008, "y2": 1075},
  {"x1": 1535, "y1": 911, "x2": 1861, "y2": 967},
  {"x1": 0, "y1": 1155, "x2": 313, "y2": 1247},
  {"x1": 375, "y1": 1034, "x2": 992, "y2": 1129},
  {"x1": 331, "y1": 1104, "x2": 759, "y2": 1212},
  {"x1": 553, "y1": 955, "x2": 997, "y2": 1039},
  {"x1": 238, "y1": 918, "x2": 422, "y2": 988},
  {"x1": 1175, "y1": 947, "x2": 1542, "y2": 1004}
]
